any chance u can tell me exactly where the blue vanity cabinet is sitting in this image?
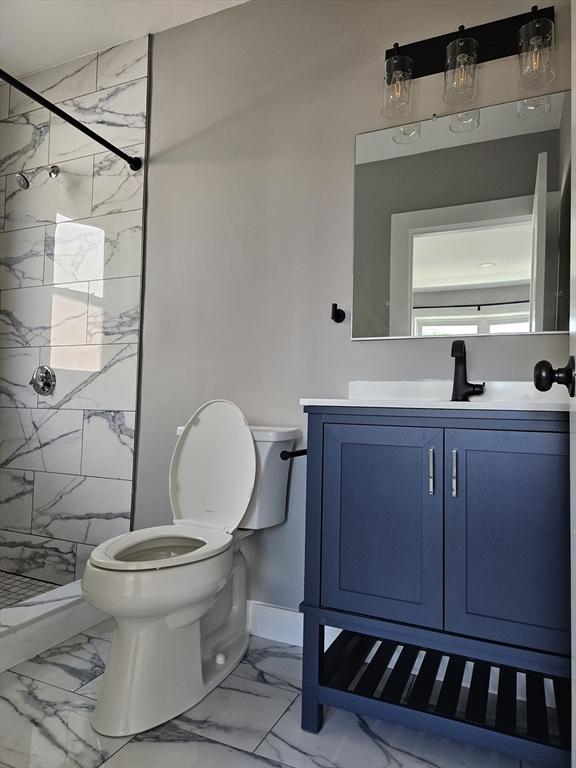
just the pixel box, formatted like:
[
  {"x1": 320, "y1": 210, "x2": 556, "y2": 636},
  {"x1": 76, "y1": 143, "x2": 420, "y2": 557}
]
[
  {"x1": 444, "y1": 428, "x2": 570, "y2": 655},
  {"x1": 301, "y1": 407, "x2": 571, "y2": 767},
  {"x1": 321, "y1": 424, "x2": 444, "y2": 628}
]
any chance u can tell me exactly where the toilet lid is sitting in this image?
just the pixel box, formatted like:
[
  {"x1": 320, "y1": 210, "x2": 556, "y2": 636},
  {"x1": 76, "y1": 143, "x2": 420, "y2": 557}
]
[{"x1": 169, "y1": 400, "x2": 256, "y2": 533}]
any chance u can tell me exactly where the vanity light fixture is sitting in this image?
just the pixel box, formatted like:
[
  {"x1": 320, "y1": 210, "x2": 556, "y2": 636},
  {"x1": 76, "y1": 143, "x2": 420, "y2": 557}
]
[
  {"x1": 518, "y1": 5, "x2": 555, "y2": 91},
  {"x1": 382, "y1": 43, "x2": 414, "y2": 118},
  {"x1": 443, "y1": 26, "x2": 479, "y2": 105},
  {"x1": 449, "y1": 110, "x2": 480, "y2": 133},
  {"x1": 382, "y1": 7, "x2": 554, "y2": 115},
  {"x1": 392, "y1": 122, "x2": 421, "y2": 144},
  {"x1": 517, "y1": 93, "x2": 552, "y2": 119}
]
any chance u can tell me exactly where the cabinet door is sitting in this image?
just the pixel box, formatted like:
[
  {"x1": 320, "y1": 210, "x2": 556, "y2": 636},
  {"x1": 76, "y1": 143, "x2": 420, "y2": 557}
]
[
  {"x1": 321, "y1": 424, "x2": 443, "y2": 628},
  {"x1": 445, "y1": 429, "x2": 570, "y2": 655}
]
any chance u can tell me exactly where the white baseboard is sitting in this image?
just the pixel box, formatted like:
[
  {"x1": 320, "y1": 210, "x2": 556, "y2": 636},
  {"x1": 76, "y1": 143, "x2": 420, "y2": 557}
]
[
  {"x1": 247, "y1": 600, "x2": 340, "y2": 647},
  {"x1": 247, "y1": 600, "x2": 303, "y2": 646}
]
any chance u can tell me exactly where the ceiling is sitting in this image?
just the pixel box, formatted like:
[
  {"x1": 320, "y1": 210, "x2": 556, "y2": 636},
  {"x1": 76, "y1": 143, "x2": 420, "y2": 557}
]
[
  {"x1": 0, "y1": 0, "x2": 249, "y2": 76},
  {"x1": 412, "y1": 222, "x2": 533, "y2": 291}
]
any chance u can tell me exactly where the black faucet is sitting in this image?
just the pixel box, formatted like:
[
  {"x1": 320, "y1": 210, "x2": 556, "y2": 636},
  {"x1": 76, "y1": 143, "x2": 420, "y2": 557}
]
[{"x1": 451, "y1": 340, "x2": 485, "y2": 402}]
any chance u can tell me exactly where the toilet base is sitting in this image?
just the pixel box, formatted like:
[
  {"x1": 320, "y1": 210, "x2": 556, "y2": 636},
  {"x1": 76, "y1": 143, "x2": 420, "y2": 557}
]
[{"x1": 92, "y1": 551, "x2": 249, "y2": 737}]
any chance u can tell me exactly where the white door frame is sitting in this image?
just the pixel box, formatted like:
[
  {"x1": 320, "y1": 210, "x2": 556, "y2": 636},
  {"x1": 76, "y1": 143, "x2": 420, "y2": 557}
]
[{"x1": 389, "y1": 196, "x2": 534, "y2": 336}]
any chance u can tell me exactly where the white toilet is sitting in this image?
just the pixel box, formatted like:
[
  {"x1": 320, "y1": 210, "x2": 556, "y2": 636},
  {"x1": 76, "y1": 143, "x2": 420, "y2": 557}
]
[{"x1": 82, "y1": 400, "x2": 298, "y2": 737}]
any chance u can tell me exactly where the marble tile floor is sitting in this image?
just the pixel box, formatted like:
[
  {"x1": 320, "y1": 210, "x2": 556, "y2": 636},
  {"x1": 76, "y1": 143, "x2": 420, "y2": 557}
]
[
  {"x1": 0, "y1": 625, "x2": 541, "y2": 768},
  {"x1": 0, "y1": 569, "x2": 54, "y2": 608}
]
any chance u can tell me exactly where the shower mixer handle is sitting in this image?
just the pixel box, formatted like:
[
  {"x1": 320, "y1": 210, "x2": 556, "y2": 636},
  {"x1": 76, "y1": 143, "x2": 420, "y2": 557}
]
[{"x1": 29, "y1": 365, "x2": 56, "y2": 395}]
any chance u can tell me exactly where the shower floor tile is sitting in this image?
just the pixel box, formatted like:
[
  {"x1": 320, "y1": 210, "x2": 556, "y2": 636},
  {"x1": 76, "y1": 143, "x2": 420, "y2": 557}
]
[{"x1": 0, "y1": 569, "x2": 55, "y2": 608}]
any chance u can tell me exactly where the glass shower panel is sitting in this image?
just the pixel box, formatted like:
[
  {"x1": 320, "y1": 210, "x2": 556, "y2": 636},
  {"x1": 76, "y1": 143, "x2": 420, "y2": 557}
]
[{"x1": 0, "y1": 36, "x2": 148, "y2": 603}]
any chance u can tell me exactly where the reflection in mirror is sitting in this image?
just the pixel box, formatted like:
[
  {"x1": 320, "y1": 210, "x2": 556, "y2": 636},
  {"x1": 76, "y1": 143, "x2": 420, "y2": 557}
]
[{"x1": 352, "y1": 92, "x2": 571, "y2": 339}]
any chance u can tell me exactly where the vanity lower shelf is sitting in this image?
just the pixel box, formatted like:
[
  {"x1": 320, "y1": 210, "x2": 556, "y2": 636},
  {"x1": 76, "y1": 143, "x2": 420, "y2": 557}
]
[{"x1": 319, "y1": 628, "x2": 570, "y2": 766}]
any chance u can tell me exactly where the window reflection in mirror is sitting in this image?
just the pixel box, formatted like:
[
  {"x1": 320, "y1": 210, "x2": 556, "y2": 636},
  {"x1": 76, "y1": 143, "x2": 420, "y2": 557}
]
[{"x1": 352, "y1": 92, "x2": 571, "y2": 339}]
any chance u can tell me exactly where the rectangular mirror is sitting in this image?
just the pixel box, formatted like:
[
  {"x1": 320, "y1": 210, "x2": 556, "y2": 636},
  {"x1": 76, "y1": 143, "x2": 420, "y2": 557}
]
[{"x1": 352, "y1": 92, "x2": 571, "y2": 339}]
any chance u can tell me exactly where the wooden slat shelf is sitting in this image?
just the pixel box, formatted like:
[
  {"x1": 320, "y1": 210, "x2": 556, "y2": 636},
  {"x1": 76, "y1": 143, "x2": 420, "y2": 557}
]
[{"x1": 320, "y1": 629, "x2": 571, "y2": 756}]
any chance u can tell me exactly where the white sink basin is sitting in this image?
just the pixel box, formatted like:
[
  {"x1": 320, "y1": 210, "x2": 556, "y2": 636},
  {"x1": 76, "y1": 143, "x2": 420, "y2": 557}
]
[{"x1": 300, "y1": 380, "x2": 570, "y2": 411}]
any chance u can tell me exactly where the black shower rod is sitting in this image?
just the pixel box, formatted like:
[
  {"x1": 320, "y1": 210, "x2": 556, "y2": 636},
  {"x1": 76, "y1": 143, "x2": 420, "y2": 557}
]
[{"x1": 0, "y1": 67, "x2": 142, "y2": 171}]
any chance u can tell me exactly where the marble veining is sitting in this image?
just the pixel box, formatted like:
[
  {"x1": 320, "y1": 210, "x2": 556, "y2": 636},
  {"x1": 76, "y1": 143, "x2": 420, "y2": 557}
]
[
  {"x1": 31, "y1": 472, "x2": 131, "y2": 545},
  {"x1": 92, "y1": 144, "x2": 144, "y2": 216},
  {"x1": 97, "y1": 38, "x2": 148, "y2": 90},
  {"x1": 44, "y1": 210, "x2": 142, "y2": 284},
  {"x1": 0, "y1": 36, "x2": 147, "y2": 589},
  {"x1": 255, "y1": 696, "x2": 519, "y2": 768},
  {"x1": 87, "y1": 277, "x2": 140, "y2": 344},
  {"x1": 0, "y1": 226, "x2": 46, "y2": 289},
  {"x1": 0, "y1": 108, "x2": 50, "y2": 175},
  {"x1": 0, "y1": 348, "x2": 40, "y2": 408},
  {"x1": 0, "y1": 529, "x2": 76, "y2": 584},
  {"x1": 49, "y1": 79, "x2": 147, "y2": 163},
  {"x1": 0, "y1": 468, "x2": 34, "y2": 532},
  {"x1": 236, "y1": 637, "x2": 302, "y2": 693},
  {"x1": 0, "y1": 282, "x2": 89, "y2": 348},
  {"x1": 9, "y1": 53, "x2": 98, "y2": 117},
  {"x1": 101, "y1": 735, "x2": 287, "y2": 768},
  {"x1": 12, "y1": 632, "x2": 111, "y2": 691},
  {"x1": 81, "y1": 410, "x2": 135, "y2": 480},
  {"x1": 1, "y1": 632, "x2": 527, "y2": 768},
  {"x1": 0, "y1": 671, "x2": 130, "y2": 767},
  {"x1": 38, "y1": 343, "x2": 138, "y2": 411},
  {"x1": 135, "y1": 674, "x2": 296, "y2": 754},
  {"x1": 0, "y1": 407, "x2": 83, "y2": 473}
]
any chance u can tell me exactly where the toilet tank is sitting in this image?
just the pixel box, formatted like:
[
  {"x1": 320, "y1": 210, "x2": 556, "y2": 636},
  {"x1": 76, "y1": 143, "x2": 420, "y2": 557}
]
[
  {"x1": 240, "y1": 426, "x2": 300, "y2": 530},
  {"x1": 176, "y1": 423, "x2": 300, "y2": 530}
]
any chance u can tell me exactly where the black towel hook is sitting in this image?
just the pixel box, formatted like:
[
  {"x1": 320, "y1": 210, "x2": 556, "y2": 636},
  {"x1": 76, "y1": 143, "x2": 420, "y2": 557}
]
[{"x1": 331, "y1": 303, "x2": 346, "y2": 323}]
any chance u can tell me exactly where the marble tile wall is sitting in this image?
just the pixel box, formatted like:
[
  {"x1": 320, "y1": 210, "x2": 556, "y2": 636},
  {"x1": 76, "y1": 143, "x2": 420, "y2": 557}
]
[{"x1": 0, "y1": 37, "x2": 148, "y2": 585}]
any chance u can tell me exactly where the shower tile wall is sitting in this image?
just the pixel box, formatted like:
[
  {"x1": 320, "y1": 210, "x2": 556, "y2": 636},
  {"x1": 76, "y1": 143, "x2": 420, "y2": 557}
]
[{"x1": 0, "y1": 37, "x2": 148, "y2": 585}]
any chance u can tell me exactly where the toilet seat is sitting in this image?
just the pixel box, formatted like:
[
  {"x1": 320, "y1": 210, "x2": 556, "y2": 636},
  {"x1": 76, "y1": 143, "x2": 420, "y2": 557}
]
[
  {"x1": 89, "y1": 524, "x2": 232, "y2": 571},
  {"x1": 88, "y1": 401, "x2": 256, "y2": 573},
  {"x1": 169, "y1": 400, "x2": 256, "y2": 533}
]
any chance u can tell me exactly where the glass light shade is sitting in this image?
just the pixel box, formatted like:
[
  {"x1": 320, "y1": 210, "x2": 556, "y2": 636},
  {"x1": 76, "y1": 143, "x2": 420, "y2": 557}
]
[
  {"x1": 392, "y1": 122, "x2": 421, "y2": 144},
  {"x1": 444, "y1": 36, "x2": 479, "y2": 105},
  {"x1": 518, "y1": 17, "x2": 555, "y2": 91},
  {"x1": 517, "y1": 94, "x2": 552, "y2": 120},
  {"x1": 382, "y1": 51, "x2": 413, "y2": 118},
  {"x1": 449, "y1": 110, "x2": 480, "y2": 133}
]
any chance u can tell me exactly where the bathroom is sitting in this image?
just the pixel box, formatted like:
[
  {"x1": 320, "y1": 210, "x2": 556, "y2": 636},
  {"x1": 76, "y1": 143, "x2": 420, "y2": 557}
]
[{"x1": 0, "y1": 0, "x2": 574, "y2": 766}]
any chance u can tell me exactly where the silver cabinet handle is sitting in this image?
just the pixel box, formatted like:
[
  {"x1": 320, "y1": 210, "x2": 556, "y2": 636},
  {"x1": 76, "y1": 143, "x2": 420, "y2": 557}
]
[
  {"x1": 428, "y1": 448, "x2": 435, "y2": 495},
  {"x1": 451, "y1": 449, "x2": 458, "y2": 498}
]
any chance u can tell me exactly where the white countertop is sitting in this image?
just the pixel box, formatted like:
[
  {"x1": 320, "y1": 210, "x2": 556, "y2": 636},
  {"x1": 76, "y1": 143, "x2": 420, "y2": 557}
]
[
  {"x1": 300, "y1": 398, "x2": 569, "y2": 411},
  {"x1": 300, "y1": 380, "x2": 570, "y2": 412}
]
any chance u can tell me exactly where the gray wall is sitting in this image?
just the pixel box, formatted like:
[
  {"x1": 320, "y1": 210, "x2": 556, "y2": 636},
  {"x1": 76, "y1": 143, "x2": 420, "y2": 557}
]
[
  {"x1": 353, "y1": 131, "x2": 560, "y2": 337},
  {"x1": 138, "y1": 0, "x2": 570, "y2": 610}
]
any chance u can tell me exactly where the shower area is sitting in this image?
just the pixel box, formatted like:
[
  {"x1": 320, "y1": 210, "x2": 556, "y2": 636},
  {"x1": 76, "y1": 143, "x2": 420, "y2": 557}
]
[{"x1": 0, "y1": 38, "x2": 148, "y2": 620}]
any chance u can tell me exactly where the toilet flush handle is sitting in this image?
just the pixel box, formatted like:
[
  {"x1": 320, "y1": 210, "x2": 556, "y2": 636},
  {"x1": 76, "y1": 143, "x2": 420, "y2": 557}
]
[{"x1": 280, "y1": 449, "x2": 307, "y2": 461}]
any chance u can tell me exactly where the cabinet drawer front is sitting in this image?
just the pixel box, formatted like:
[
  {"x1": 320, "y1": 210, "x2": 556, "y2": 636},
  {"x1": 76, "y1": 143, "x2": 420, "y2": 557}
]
[
  {"x1": 445, "y1": 429, "x2": 570, "y2": 655},
  {"x1": 321, "y1": 424, "x2": 443, "y2": 628}
]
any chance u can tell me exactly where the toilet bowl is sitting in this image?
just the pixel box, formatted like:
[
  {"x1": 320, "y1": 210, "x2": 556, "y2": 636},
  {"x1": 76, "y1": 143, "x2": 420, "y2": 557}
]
[{"x1": 82, "y1": 400, "x2": 298, "y2": 737}]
